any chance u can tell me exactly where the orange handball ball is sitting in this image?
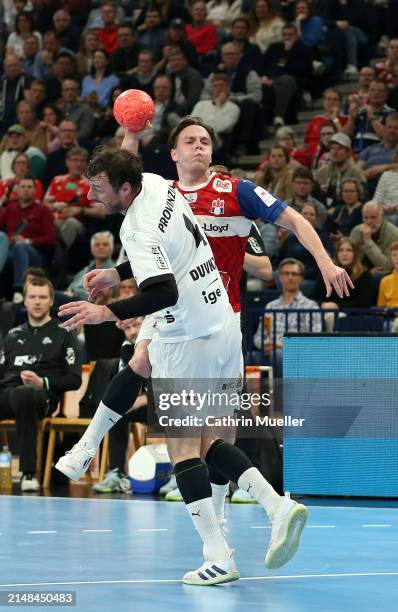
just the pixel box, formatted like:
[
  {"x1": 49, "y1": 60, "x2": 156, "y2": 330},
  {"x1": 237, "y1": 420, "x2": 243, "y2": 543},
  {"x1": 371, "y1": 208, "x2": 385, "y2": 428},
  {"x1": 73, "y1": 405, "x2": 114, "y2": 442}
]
[{"x1": 113, "y1": 89, "x2": 156, "y2": 132}]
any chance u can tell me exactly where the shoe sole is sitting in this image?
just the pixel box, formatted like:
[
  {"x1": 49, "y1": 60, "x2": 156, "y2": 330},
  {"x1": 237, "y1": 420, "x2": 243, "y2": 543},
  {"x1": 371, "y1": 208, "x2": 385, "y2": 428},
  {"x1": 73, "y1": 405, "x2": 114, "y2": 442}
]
[
  {"x1": 183, "y1": 571, "x2": 240, "y2": 586},
  {"x1": 165, "y1": 496, "x2": 183, "y2": 502},
  {"x1": 55, "y1": 460, "x2": 82, "y2": 482},
  {"x1": 265, "y1": 504, "x2": 308, "y2": 569},
  {"x1": 230, "y1": 498, "x2": 258, "y2": 504}
]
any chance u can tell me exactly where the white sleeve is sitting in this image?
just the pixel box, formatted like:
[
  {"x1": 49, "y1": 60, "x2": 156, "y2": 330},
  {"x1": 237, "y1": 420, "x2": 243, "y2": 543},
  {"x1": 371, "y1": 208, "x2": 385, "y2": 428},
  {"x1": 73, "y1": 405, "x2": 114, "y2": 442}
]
[{"x1": 124, "y1": 229, "x2": 174, "y2": 289}]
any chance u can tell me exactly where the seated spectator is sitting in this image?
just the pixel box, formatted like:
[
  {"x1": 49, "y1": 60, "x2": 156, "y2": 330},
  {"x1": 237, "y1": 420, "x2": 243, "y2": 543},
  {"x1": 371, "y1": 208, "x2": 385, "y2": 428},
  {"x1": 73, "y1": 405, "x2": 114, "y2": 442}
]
[
  {"x1": 42, "y1": 120, "x2": 79, "y2": 189},
  {"x1": 95, "y1": 87, "x2": 123, "y2": 142},
  {"x1": 110, "y1": 23, "x2": 142, "y2": 79},
  {"x1": 228, "y1": 15, "x2": 262, "y2": 72},
  {"x1": 85, "y1": 0, "x2": 125, "y2": 30},
  {"x1": 75, "y1": 30, "x2": 102, "y2": 79},
  {"x1": 192, "y1": 73, "x2": 240, "y2": 150},
  {"x1": 44, "y1": 147, "x2": 104, "y2": 250},
  {"x1": 206, "y1": 0, "x2": 242, "y2": 30},
  {"x1": 203, "y1": 42, "x2": 262, "y2": 154},
  {"x1": 52, "y1": 9, "x2": 80, "y2": 53},
  {"x1": 121, "y1": 50, "x2": 158, "y2": 97},
  {"x1": 59, "y1": 79, "x2": 96, "y2": 142},
  {"x1": 33, "y1": 31, "x2": 73, "y2": 82},
  {"x1": 39, "y1": 104, "x2": 64, "y2": 155},
  {"x1": 331, "y1": 178, "x2": 364, "y2": 240},
  {"x1": 15, "y1": 100, "x2": 47, "y2": 154},
  {"x1": 0, "y1": 276, "x2": 82, "y2": 491},
  {"x1": 350, "y1": 201, "x2": 398, "y2": 275},
  {"x1": 373, "y1": 148, "x2": 398, "y2": 226},
  {"x1": 253, "y1": 257, "x2": 321, "y2": 375},
  {"x1": 304, "y1": 88, "x2": 348, "y2": 150},
  {"x1": 24, "y1": 79, "x2": 47, "y2": 119},
  {"x1": 0, "y1": 124, "x2": 46, "y2": 179},
  {"x1": 308, "y1": 120, "x2": 338, "y2": 170},
  {"x1": 314, "y1": 133, "x2": 366, "y2": 212},
  {"x1": 137, "y1": 7, "x2": 166, "y2": 61},
  {"x1": 258, "y1": 126, "x2": 311, "y2": 168},
  {"x1": 285, "y1": 166, "x2": 328, "y2": 229},
  {"x1": 294, "y1": 0, "x2": 324, "y2": 49},
  {"x1": 140, "y1": 75, "x2": 181, "y2": 146},
  {"x1": 358, "y1": 112, "x2": 398, "y2": 196},
  {"x1": 343, "y1": 79, "x2": 395, "y2": 154},
  {"x1": 167, "y1": 48, "x2": 203, "y2": 116},
  {"x1": 0, "y1": 153, "x2": 43, "y2": 206},
  {"x1": 98, "y1": 2, "x2": 120, "y2": 54},
  {"x1": 377, "y1": 241, "x2": 398, "y2": 307},
  {"x1": 342, "y1": 66, "x2": 375, "y2": 114},
  {"x1": 185, "y1": 1, "x2": 218, "y2": 64},
  {"x1": 253, "y1": 144, "x2": 300, "y2": 201},
  {"x1": 375, "y1": 38, "x2": 398, "y2": 86},
  {"x1": 157, "y1": 18, "x2": 198, "y2": 72},
  {"x1": 21, "y1": 34, "x2": 40, "y2": 78},
  {"x1": 0, "y1": 55, "x2": 32, "y2": 137},
  {"x1": 0, "y1": 177, "x2": 56, "y2": 303},
  {"x1": 261, "y1": 23, "x2": 313, "y2": 127},
  {"x1": 247, "y1": 0, "x2": 284, "y2": 54},
  {"x1": 82, "y1": 49, "x2": 119, "y2": 110},
  {"x1": 45, "y1": 51, "x2": 79, "y2": 104},
  {"x1": 5, "y1": 10, "x2": 42, "y2": 58}
]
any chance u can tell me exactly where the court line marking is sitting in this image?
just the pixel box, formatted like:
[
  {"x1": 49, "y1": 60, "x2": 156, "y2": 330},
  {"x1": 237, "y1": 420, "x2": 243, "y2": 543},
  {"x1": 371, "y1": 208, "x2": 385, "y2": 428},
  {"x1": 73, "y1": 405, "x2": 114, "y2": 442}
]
[
  {"x1": 361, "y1": 524, "x2": 391, "y2": 528},
  {"x1": 138, "y1": 528, "x2": 168, "y2": 532},
  {"x1": 2, "y1": 572, "x2": 398, "y2": 588},
  {"x1": 28, "y1": 531, "x2": 58, "y2": 534},
  {"x1": 251, "y1": 525, "x2": 335, "y2": 529},
  {"x1": 82, "y1": 529, "x2": 113, "y2": 533}
]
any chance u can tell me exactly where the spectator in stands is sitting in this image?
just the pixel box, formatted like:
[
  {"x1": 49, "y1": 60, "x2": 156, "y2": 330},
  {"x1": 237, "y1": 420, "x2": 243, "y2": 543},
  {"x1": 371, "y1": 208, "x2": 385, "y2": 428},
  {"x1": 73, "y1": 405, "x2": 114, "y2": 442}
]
[
  {"x1": 110, "y1": 23, "x2": 142, "y2": 78},
  {"x1": 343, "y1": 79, "x2": 395, "y2": 153},
  {"x1": 373, "y1": 148, "x2": 398, "y2": 225},
  {"x1": 0, "y1": 124, "x2": 46, "y2": 179},
  {"x1": 158, "y1": 19, "x2": 198, "y2": 72},
  {"x1": 375, "y1": 38, "x2": 398, "y2": 85},
  {"x1": 343, "y1": 66, "x2": 375, "y2": 113},
  {"x1": 247, "y1": 0, "x2": 284, "y2": 54},
  {"x1": 350, "y1": 201, "x2": 398, "y2": 274},
  {"x1": 0, "y1": 153, "x2": 43, "y2": 206},
  {"x1": 192, "y1": 73, "x2": 240, "y2": 151},
  {"x1": 33, "y1": 30, "x2": 72, "y2": 82},
  {"x1": 52, "y1": 9, "x2": 80, "y2": 53},
  {"x1": 39, "y1": 104, "x2": 64, "y2": 154},
  {"x1": 137, "y1": 7, "x2": 166, "y2": 61},
  {"x1": 314, "y1": 133, "x2": 366, "y2": 210},
  {"x1": 24, "y1": 79, "x2": 47, "y2": 118},
  {"x1": 314, "y1": 237, "x2": 374, "y2": 330},
  {"x1": 140, "y1": 75, "x2": 180, "y2": 147},
  {"x1": 186, "y1": 1, "x2": 218, "y2": 64},
  {"x1": 294, "y1": 0, "x2": 324, "y2": 49},
  {"x1": 332, "y1": 178, "x2": 364, "y2": 240},
  {"x1": 82, "y1": 49, "x2": 119, "y2": 109},
  {"x1": 0, "y1": 277, "x2": 82, "y2": 492},
  {"x1": 21, "y1": 34, "x2": 40, "y2": 77},
  {"x1": 253, "y1": 258, "x2": 321, "y2": 375},
  {"x1": 388, "y1": 65, "x2": 398, "y2": 111},
  {"x1": 0, "y1": 177, "x2": 56, "y2": 302},
  {"x1": 229, "y1": 15, "x2": 262, "y2": 72},
  {"x1": 5, "y1": 11, "x2": 42, "y2": 58},
  {"x1": 93, "y1": 316, "x2": 147, "y2": 494},
  {"x1": 42, "y1": 120, "x2": 79, "y2": 189},
  {"x1": 167, "y1": 48, "x2": 203, "y2": 116},
  {"x1": 45, "y1": 51, "x2": 78, "y2": 104},
  {"x1": 44, "y1": 147, "x2": 104, "y2": 250},
  {"x1": 253, "y1": 144, "x2": 300, "y2": 201},
  {"x1": 0, "y1": 55, "x2": 32, "y2": 137},
  {"x1": 377, "y1": 241, "x2": 398, "y2": 307},
  {"x1": 304, "y1": 88, "x2": 347, "y2": 150},
  {"x1": 285, "y1": 166, "x2": 328, "y2": 229},
  {"x1": 59, "y1": 79, "x2": 96, "y2": 142},
  {"x1": 95, "y1": 87, "x2": 123, "y2": 141},
  {"x1": 206, "y1": 0, "x2": 242, "y2": 30},
  {"x1": 98, "y1": 2, "x2": 119, "y2": 54},
  {"x1": 357, "y1": 112, "x2": 398, "y2": 196},
  {"x1": 121, "y1": 50, "x2": 158, "y2": 97},
  {"x1": 15, "y1": 100, "x2": 47, "y2": 154},
  {"x1": 75, "y1": 30, "x2": 102, "y2": 79},
  {"x1": 261, "y1": 23, "x2": 313, "y2": 127}
]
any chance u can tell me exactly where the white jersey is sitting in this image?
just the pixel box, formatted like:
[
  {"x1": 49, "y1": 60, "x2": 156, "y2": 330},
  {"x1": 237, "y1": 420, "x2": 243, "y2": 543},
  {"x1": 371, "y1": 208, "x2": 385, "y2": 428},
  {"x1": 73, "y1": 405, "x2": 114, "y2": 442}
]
[{"x1": 120, "y1": 173, "x2": 229, "y2": 343}]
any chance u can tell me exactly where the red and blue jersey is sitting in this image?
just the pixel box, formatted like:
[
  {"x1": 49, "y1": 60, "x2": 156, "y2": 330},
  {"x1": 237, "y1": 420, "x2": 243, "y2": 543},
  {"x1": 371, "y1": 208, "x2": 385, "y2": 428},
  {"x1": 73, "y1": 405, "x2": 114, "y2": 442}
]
[{"x1": 175, "y1": 172, "x2": 286, "y2": 312}]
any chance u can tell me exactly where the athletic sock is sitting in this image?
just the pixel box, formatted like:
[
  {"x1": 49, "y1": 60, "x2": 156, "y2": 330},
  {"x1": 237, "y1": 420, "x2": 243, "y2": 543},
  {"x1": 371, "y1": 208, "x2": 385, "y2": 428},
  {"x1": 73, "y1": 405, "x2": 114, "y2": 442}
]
[
  {"x1": 175, "y1": 458, "x2": 230, "y2": 561},
  {"x1": 80, "y1": 401, "x2": 122, "y2": 449},
  {"x1": 206, "y1": 439, "x2": 281, "y2": 518},
  {"x1": 208, "y1": 464, "x2": 229, "y2": 522}
]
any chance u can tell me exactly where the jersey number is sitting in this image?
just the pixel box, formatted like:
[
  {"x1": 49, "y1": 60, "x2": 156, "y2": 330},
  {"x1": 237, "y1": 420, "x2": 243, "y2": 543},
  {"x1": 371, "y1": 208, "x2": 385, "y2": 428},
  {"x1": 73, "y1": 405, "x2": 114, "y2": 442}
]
[{"x1": 183, "y1": 214, "x2": 207, "y2": 248}]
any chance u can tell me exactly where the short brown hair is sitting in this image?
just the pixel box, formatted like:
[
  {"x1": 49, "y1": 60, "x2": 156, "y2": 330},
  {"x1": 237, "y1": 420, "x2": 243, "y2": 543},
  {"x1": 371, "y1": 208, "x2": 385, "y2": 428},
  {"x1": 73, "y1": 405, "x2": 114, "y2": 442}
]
[
  {"x1": 278, "y1": 258, "x2": 305, "y2": 276},
  {"x1": 23, "y1": 277, "x2": 54, "y2": 300},
  {"x1": 389, "y1": 240, "x2": 398, "y2": 253},
  {"x1": 168, "y1": 116, "x2": 216, "y2": 149},
  {"x1": 86, "y1": 146, "x2": 143, "y2": 192}
]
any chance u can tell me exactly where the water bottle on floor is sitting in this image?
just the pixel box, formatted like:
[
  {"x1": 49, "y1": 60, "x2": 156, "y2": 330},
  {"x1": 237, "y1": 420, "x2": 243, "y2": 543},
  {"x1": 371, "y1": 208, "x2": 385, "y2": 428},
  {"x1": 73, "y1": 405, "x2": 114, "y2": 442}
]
[{"x1": 0, "y1": 446, "x2": 13, "y2": 491}]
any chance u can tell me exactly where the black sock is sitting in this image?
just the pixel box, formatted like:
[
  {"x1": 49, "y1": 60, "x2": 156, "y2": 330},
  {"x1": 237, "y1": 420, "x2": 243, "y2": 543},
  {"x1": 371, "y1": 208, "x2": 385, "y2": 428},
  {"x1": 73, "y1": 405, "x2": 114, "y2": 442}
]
[
  {"x1": 206, "y1": 439, "x2": 253, "y2": 484},
  {"x1": 103, "y1": 366, "x2": 145, "y2": 416},
  {"x1": 207, "y1": 464, "x2": 229, "y2": 486},
  {"x1": 175, "y1": 458, "x2": 211, "y2": 504}
]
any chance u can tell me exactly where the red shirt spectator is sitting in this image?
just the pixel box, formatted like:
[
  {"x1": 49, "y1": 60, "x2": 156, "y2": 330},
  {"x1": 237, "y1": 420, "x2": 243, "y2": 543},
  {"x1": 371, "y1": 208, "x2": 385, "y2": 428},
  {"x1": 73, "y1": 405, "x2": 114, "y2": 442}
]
[
  {"x1": 98, "y1": 3, "x2": 119, "y2": 54},
  {"x1": 186, "y1": 1, "x2": 217, "y2": 55},
  {"x1": 0, "y1": 196, "x2": 55, "y2": 247},
  {"x1": 0, "y1": 178, "x2": 44, "y2": 204},
  {"x1": 304, "y1": 88, "x2": 348, "y2": 149}
]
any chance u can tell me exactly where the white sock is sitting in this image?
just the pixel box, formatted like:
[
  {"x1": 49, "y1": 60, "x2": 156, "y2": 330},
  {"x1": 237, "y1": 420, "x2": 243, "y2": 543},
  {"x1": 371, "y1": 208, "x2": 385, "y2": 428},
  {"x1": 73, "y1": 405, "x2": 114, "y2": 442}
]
[
  {"x1": 186, "y1": 497, "x2": 230, "y2": 561},
  {"x1": 80, "y1": 401, "x2": 122, "y2": 449},
  {"x1": 238, "y1": 467, "x2": 282, "y2": 518},
  {"x1": 211, "y1": 483, "x2": 229, "y2": 522}
]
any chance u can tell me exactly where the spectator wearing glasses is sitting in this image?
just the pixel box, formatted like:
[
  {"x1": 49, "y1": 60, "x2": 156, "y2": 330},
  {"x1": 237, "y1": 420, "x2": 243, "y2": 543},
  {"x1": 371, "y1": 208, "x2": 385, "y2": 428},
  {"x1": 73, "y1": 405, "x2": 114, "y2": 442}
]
[{"x1": 0, "y1": 153, "x2": 43, "y2": 207}]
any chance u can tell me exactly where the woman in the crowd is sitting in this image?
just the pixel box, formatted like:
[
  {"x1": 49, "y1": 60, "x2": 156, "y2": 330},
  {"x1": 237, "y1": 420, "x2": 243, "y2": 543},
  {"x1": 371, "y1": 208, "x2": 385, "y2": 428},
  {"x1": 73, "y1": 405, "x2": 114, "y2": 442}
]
[
  {"x1": 0, "y1": 153, "x2": 43, "y2": 206},
  {"x1": 331, "y1": 178, "x2": 364, "y2": 241},
  {"x1": 6, "y1": 11, "x2": 42, "y2": 58},
  {"x1": 253, "y1": 144, "x2": 300, "y2": 201},
  {"x1": 248, "y1": 0, "x2": 284, "y2": 53},
  {"x1": 81, "y1": 48, "x2": 119, "y2": 108},
  {"x1": 295, "y1": 0, "x2": 324, "y2": 49},
  {"x1": 39, "y1": 104, "x2": 64, "y2": 154},
  {"x1": 75, "y1": 29, "x2": 102, "y2": 79}
]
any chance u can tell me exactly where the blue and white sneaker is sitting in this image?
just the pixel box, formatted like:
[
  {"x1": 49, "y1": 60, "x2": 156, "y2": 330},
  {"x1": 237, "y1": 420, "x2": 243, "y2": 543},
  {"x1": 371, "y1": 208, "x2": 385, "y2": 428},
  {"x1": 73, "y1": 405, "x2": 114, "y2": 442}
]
[
  {"x1": 159, "y1": 474, "x2": 177, "y2": 496},
  {"x1": 265, "y1": 493, "x2": 308, "y2": 569},
  {"x1": 165, "y1": 486, "x2": 183, "y2": 501},
  {"x1": 230, "y1": 488, "x2": 258, "y2": 503},
  {"x1": 183, "y1": 557, "x2": 240, "y2": 586},
  {"x1": 93, "y1": 468, "x2": 132, "y2": 494},
  {"x1": 55, "y1": 441, "x2": 96, "y2": 481}
]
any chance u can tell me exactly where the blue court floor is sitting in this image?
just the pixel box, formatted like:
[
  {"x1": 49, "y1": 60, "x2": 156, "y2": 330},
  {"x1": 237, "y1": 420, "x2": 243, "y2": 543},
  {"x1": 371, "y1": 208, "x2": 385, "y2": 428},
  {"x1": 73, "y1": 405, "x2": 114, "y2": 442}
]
[{"x1": 0, "y1": 495, "x2": 397, "y2": 612}]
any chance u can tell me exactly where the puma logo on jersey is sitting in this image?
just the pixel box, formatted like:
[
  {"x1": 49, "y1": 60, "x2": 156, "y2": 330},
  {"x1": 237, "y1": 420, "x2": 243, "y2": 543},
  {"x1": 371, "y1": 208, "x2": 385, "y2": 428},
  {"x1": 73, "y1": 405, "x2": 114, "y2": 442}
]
[
  {"x1": 189, "y1": 256, "x2": 216, "y2": 281},
  {"x1": 158, "y1": 186, "x2": 176, "y2": 233},
  {"x1": 203, "y1": 222, "x2": 229, "y2": 233},
  {"x1": 191, "y1": 510, "x2": 201, "y2": 517}
]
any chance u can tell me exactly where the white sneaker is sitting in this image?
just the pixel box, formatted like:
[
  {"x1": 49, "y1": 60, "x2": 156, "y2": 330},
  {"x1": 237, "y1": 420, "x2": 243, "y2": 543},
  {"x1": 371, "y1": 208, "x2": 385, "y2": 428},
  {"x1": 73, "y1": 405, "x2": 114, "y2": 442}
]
[
  {"x1": 183, "y1": 557, "x2": 240, "y2": 586},
  {"x1": 230, "y1": 488, "x2": 258, "y2": 503},
  {"x1": 55, "y1": 441, "x2": 96, "y2": 481},
  {"x1": 20, "y1": 474, "x2": 40, "y2": 492},
  {"x1": 165, "y1": 486, "x2": 183, "y2": 501},
  {"x1": 159, "y1": 474, "x2": 176, "y2": 495},
  {"x1": 265, "y1": 493, "x2": 308, "y2": 569}
]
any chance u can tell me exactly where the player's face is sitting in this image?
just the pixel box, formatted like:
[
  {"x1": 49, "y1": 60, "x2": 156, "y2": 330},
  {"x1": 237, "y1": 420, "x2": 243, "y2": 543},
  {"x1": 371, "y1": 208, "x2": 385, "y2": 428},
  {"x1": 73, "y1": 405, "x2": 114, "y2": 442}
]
[
  {"x1": 171, "y1": 125, "x2": 213, "y2": 177},
  {"x1": 24, "y1": 284, "x2": 53, "y2": 322},
  {"x1": 88, "y1": 174, "x2": 133, "y2": 214}
]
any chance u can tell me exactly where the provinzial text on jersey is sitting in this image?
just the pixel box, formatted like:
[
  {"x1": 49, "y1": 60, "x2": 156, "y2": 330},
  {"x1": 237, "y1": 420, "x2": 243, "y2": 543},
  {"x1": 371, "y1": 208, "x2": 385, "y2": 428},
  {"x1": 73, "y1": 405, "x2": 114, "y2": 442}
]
[{"x1": 158, "y1": 187, "x2": 176, "y2": 233}]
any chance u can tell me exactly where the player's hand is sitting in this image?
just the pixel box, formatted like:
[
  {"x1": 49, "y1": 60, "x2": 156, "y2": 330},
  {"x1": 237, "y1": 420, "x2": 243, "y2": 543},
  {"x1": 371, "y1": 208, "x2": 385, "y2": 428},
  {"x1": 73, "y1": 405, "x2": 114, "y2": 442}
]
[
  {"x1": 116, "y1": 318, "x2": 136, "y2": 330},
  {"x1": 58, "y1": 301, "x2": 115, "y2": 330},
  {"x1": 20, "y1": 370, "x2": 44, "y2": 388},
  {"x1": 83, "y1": 268, "x2": 120, "y2": 300},
  {"x1": 320, "y1": 261, "x2": 354, "y2": 298}
]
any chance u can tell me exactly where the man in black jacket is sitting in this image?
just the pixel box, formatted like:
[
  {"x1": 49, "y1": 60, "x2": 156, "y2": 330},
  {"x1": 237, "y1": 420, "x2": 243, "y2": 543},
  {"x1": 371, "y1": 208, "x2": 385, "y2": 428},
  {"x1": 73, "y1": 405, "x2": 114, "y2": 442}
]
[{"x1": 0, "y1": 277, "x2": 82, "y2": 492}]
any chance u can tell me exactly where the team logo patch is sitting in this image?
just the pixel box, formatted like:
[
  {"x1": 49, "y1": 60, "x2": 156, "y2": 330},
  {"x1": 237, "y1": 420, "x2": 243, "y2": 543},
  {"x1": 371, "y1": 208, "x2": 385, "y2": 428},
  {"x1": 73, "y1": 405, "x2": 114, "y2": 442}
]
[
  {"x1": 42, "y1": 336, "x2": 53, "y2": 344},
  {"x1": 213, "y1": 178, "x2": 232, "y2": 193},
  {"x1": 66, "y1": 347, "x2": 76, "y2": 365},
  {"x1": 254, "y1": 186, "x2": 276, "y2": 207},
  {"x1": 210, "y1": 198, "x2": 225, "y2": 215},
  {"x1": 151, "y1": 245, "x2": 169, "y2": 270},
  {"x1": 14, "y1": 355, "x2": 37, "y2": 366},
  {"x1": 184, "y1": 192, "x2": 198, "y2": 203},
  {"x1": 248, "y1": 236, "x2": 263, "y2": 254}
]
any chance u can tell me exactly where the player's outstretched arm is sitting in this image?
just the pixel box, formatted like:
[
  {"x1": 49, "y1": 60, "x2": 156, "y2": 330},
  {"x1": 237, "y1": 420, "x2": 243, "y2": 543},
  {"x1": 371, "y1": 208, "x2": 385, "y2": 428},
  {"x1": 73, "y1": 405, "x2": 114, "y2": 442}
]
[
  {"x1": 84, "y1": 268, "x2": 121, "y2": 301},
  {"x1": 276, "y1": 207, "x2": 354, "y2": 298}
]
